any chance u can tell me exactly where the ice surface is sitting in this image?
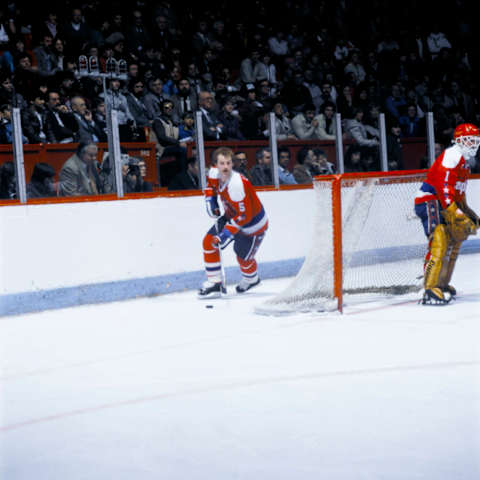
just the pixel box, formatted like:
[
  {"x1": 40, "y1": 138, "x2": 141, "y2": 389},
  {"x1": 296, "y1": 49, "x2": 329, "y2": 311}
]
[{"x1": 1, "y1": 254, "x2": 480, "y2": 479}]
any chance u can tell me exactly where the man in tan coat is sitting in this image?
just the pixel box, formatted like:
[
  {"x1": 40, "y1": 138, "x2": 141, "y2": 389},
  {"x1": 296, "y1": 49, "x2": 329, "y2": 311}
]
[{"x1": 58, "y1": 142, "x2": 102, "y2": 196}]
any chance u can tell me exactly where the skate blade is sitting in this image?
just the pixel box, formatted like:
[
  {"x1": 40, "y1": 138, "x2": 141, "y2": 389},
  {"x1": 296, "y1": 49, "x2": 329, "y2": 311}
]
[
  {"x1": 420, "y1": 295, "x2": 453, "y2": 305},
  {"x1": 420, "y1": 298, "x2": 450, "y2": 305},
  {"x1": 197, "y1": 291, "x2": 222, "y2": 300}
]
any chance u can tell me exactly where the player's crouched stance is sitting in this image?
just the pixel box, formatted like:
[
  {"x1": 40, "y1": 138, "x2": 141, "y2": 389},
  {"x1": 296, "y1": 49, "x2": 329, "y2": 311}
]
[
  {"x1": 198, "y1": 147, "x2": 268, "y2": 299},
  {"x1": 414, "y1": 123, "x2": 480, "y2": 305}
]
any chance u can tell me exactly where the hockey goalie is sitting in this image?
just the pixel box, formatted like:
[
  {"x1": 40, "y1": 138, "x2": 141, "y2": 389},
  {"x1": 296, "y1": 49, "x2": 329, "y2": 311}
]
[{"x1": 414, "y1": 123, "x2": 480, "y2": 305}]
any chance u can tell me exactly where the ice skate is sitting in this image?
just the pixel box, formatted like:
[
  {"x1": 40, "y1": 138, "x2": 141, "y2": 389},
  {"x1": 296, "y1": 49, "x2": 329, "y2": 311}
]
[
  {"x1": 198, "y1": 280, "x2": 226, "y2": 299},
  {"x1": 236, "y1": 276, "x2": 260, "y2": 293},
  {"x1": 442, "y1": 285, "x2": 456, "y2": 297},
  {"x1": 421, "y1": 288, "x2": 452, "y2": 305}
]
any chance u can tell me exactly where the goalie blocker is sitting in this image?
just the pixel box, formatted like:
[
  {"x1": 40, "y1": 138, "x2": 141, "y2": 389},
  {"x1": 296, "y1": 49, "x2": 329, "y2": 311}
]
[{"x1": 414, "y1": 123, "x2": 480, "y2": 305}]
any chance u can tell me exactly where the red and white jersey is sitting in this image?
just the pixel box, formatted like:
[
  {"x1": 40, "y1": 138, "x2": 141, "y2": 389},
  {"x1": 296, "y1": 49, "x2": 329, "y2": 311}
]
[
  {"x1": 208, "y1": 168, "x2": 268, "y2": 236},
  {"x1": 415, "y1": 144, "x2": 470, "y2": 209}
]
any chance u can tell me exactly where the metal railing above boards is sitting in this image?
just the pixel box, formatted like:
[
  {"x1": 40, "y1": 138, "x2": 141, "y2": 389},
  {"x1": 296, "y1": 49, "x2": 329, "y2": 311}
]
[
  {"x1": 182, "y1": 136, "x2": 428, "y2": 189},
  {"x1": 190, "y1": 111, "x2": 435, "y2": 190}
]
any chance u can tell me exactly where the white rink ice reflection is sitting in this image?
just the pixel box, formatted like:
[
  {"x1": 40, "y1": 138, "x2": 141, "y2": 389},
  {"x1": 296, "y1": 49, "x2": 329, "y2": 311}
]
[{"x1": 1, "y1": 254, "x2": 480, "y2": 480}]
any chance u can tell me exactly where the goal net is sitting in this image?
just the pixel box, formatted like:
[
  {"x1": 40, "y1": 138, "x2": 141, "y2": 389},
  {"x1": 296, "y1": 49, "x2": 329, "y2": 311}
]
[{"x1": 256, "y1": 171, "x2": 427, "y2": 315}]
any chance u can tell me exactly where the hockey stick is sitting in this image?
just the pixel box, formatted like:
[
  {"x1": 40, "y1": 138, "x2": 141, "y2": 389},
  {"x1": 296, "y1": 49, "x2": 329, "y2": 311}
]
[{"x1": 215, "y1": 218, "x2": 227, "y2": 294}]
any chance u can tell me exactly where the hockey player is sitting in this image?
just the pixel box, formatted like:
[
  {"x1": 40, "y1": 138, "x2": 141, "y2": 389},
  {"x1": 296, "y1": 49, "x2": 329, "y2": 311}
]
[
  {"x1": 414, "y1": 123, "x2": 480, "y2": 304},
  {"x1": 199, "y1": 146, "x2": 268, "y2": 298}
]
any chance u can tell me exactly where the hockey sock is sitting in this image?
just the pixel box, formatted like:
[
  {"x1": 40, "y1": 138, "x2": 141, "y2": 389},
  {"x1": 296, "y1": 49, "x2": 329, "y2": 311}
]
[
  {"x1": 203, "y1": 233, "x2": 221, "y2": 283},
  {"x1": 237, "y1": 256, "x2": 258, "y2": 283}
]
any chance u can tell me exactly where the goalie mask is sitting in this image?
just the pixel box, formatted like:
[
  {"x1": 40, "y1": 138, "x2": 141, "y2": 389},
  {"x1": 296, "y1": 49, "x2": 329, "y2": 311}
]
[{"x1": 453, "y1": 123, "x2": 480, "y2": 158}]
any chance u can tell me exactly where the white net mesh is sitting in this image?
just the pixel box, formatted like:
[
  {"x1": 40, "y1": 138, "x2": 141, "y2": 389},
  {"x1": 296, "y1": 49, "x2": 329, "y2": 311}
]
[{"x1": 255, "y1": 173, "x2": 426, "y2": 315}]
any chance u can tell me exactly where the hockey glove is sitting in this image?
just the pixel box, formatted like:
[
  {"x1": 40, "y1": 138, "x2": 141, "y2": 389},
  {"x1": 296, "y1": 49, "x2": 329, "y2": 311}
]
[
  {"x1": 458, "y1": 200, "x2": 480, "y2": 231},
  {"x1": 212, "y1": 228, "x2": 234, "y2": 249},
  {"x1": 205, "y1": 187, "x2": 220, "y2": 218},
  {"x1": 441, "y1": 202, "x2": 476, "y2": 242}
]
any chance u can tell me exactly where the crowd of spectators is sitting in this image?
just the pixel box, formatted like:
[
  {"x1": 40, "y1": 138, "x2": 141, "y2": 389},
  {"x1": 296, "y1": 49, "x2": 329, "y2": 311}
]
[{"x1": 1, "y1": 0, "x2": 480, "y2": 196}]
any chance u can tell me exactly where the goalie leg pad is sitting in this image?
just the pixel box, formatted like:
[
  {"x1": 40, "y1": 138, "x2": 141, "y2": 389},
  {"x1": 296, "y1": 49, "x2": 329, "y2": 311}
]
[
  {"x1": 424, "y1": 224, "x2": 448, "y2": 292},
  {"x1": 438, "y1": 240, "x2": 462, "y2": 296}
]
